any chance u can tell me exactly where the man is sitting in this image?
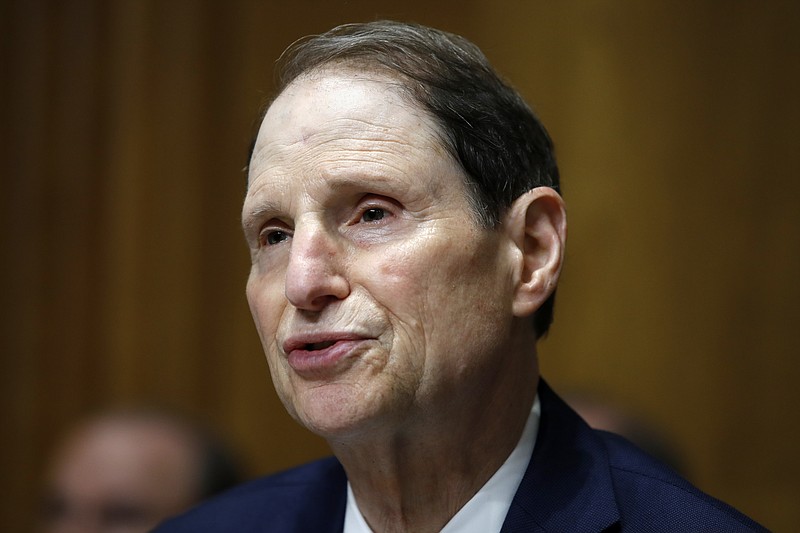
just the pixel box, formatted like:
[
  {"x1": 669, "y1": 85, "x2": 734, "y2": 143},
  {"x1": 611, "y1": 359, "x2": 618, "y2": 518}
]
[
  {"x1": 41, "y1": 410, "x2": 241, "y2": 533},
  {"x1": 156, "y1": 20, "x2": 764, "y2": 532}
]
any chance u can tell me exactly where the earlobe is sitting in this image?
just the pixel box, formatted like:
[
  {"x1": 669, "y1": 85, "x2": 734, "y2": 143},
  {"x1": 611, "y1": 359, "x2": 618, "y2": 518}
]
[{"x1": 504, "y1": 187, "x2": 567, "y2": 318}]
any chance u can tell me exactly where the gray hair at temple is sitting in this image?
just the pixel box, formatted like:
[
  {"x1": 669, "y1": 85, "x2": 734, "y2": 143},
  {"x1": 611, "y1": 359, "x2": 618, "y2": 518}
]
[{"x1": 256, "y1": 20, "x2": 561, "y2": 337}]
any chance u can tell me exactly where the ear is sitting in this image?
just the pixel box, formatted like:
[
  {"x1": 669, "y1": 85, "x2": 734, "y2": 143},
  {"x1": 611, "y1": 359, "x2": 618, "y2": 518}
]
[{"x1": 503, "y1": 187, "x2": 567, "y2": 318}]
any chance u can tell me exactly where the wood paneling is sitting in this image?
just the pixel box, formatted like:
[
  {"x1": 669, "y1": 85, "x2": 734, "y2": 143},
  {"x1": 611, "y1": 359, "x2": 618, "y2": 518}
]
[{"x1": 2, "y1": 1, "x2": 797, "y2": 531}]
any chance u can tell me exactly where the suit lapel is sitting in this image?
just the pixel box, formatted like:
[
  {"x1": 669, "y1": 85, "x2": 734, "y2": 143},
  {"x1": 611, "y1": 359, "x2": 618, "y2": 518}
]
[
  {"x1": 283, "y1": 457, "x2": 348, "y2": 533},
  {"x1": 501, "y1": 380, "x2": 620, "y2": 533}
]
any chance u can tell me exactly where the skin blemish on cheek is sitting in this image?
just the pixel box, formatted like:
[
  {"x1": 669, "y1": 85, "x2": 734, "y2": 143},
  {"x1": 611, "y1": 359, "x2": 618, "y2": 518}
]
[{"x1": 378, "y1": 260, "x2": 410, "y2": 281}]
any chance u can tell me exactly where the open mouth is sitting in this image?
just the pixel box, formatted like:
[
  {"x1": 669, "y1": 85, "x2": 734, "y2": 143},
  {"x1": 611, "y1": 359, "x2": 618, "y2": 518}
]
[{"x1": 305, "y1": 340, "x2": 336, "y2": 351}]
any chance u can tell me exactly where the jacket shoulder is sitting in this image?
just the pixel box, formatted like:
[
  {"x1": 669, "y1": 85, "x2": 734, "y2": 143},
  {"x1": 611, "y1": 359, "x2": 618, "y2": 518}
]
[
  {"x1": 152, "y1": 456, "x2": 347, "y2": 532},
  {"x1": 599, "y1": 431, "x2": 768, "y2": 532}
]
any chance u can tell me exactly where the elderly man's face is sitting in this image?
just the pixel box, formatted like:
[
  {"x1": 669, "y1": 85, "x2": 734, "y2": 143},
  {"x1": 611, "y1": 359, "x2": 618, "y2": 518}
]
[{"x1": 243, "y1": 70, "x2": 518, "y2": 438}]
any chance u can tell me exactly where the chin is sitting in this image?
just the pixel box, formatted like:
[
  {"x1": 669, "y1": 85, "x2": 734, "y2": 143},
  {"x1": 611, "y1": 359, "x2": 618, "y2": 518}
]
[{"x1": 289, "y1": 383, "x2": 395, "y2": 440}]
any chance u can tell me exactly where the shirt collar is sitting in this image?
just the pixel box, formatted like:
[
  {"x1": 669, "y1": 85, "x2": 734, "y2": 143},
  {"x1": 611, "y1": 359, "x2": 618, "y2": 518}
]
[{"x1": 344, "y1": 396, "x2": 541, "y2": 533}]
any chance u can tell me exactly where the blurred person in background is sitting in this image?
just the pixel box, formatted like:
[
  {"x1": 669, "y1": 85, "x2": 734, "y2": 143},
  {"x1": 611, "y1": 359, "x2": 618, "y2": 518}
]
[
  {"x1": 566, "y1": 391, "x2": 686, "y2": 476},
  {"x1": 40, "y1": 409, "x2": 242, "y2": 533}
]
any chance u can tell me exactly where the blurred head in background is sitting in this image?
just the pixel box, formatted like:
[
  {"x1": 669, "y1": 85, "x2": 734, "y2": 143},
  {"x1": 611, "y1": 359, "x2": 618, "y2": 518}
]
[
  {"x1": 40, "y1": 409, "x2": 242, "y2": 533},
  {"x1": 566, "y1": 391, "x2": 685, "y2": 475}
]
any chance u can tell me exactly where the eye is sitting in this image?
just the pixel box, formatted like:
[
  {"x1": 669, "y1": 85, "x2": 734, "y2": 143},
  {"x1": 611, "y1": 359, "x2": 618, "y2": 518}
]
[
  {"x1": 259, "y1": 228, "x2": 290, "y2": 246},
  {"x1": 361, "y1": 207, "x2": 387, "y2": 223}
]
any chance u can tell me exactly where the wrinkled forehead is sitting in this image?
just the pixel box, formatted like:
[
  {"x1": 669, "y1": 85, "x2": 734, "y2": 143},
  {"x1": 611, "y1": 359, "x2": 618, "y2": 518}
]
[{"x1": 248, "y1": 67, "x2": 447, "y2": 179}]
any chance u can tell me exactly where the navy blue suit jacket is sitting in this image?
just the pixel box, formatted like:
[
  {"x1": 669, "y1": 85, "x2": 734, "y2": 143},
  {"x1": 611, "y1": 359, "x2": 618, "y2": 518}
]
[{"x1": 154, "y1": 381, "x2": 766, "y2": 532}]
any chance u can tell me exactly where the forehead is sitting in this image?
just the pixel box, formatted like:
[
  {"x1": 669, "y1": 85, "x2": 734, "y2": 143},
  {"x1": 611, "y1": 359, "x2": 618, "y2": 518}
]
[
  {"x1": 248, "y1": 69, "x2": 451, "y2": 187},
  {"x1": 263, "y1": 68, "x2": 431, "y2": 137}
]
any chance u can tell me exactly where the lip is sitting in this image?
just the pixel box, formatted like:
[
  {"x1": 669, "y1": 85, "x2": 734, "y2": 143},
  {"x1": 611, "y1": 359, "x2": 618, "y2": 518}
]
[{"x1": 282, "y1": 333, "x2": 372, "y2": 378}]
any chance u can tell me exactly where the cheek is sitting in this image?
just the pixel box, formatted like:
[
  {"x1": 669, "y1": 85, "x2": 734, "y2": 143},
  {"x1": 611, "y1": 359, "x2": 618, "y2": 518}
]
[
  {"x1": 247, "y1": 277, "x2": 299, "y2": 411},
  {"x1": 373, "y1": 238, "x2": 484, "y2": 302},
  {"x1": 366, "y1": 240, "x2": 468, "y2": 346},
  {"x1": 378, "y1": 237, "x2": 508, "y2": 340},
  {"x1": 372, "y1": 246, "x2": 434, "y2": 313},
  {"x1": 246, "y1": 276, "x2": 284, "y2": 352}
]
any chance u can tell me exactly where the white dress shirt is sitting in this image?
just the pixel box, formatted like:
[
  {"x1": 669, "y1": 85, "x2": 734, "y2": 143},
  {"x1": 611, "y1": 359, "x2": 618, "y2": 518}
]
[{"x1": 343, "y1": 396, "x2": 540, "y2": 533}]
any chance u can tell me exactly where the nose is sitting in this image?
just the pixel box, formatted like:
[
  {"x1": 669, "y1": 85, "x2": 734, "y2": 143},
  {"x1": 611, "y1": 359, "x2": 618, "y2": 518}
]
[{"x1": 284, "y1": 222, "x2": 350, "y2": 311}]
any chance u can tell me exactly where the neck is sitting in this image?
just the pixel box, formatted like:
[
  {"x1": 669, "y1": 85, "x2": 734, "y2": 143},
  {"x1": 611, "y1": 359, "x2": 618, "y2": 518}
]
[{"x1": 331, "y1": 349, "x2": 539, "y2": 533}]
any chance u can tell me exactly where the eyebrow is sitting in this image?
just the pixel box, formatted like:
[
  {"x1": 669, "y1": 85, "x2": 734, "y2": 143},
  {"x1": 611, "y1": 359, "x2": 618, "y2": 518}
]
[
  {"x1": 241, "y1": 201, "x2": 280, "y2": 231},
  {"x1": 321, "y1": 169, "x2": 415, "y2": 196}
]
